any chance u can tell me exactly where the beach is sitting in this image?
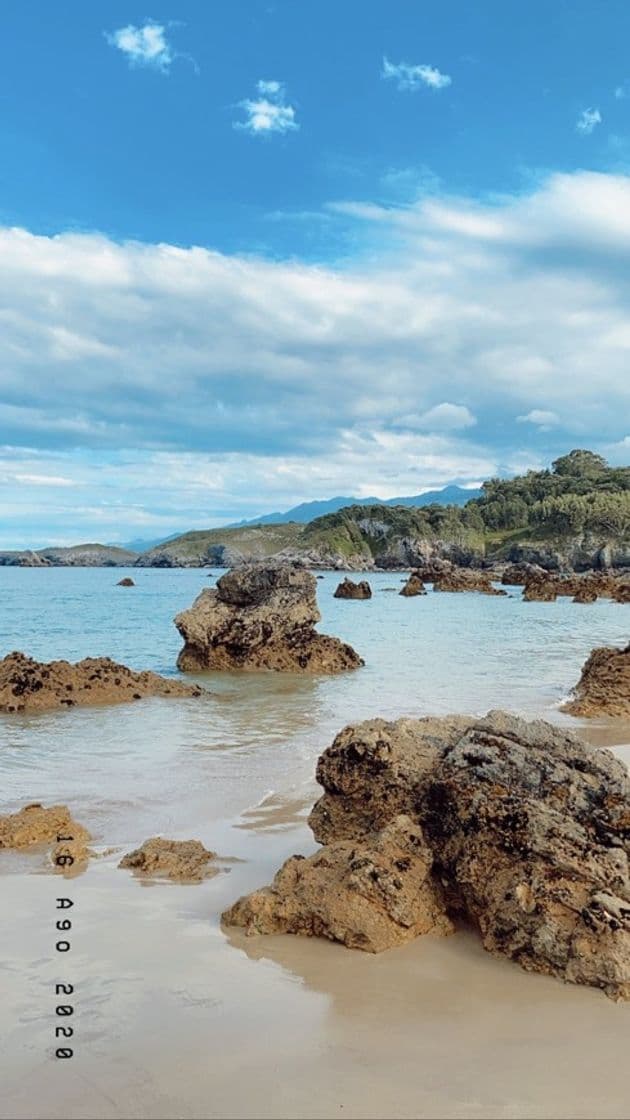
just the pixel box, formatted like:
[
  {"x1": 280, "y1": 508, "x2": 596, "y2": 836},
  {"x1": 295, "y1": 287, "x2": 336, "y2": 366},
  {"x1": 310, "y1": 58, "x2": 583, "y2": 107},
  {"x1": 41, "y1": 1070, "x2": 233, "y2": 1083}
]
[{"x1": 1, "y1": 567, "x2": 629, "y2": 1119}]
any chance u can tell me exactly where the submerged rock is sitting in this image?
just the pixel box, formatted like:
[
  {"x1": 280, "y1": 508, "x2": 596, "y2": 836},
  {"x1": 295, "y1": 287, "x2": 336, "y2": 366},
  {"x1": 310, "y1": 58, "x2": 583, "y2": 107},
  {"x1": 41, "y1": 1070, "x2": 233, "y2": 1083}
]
[
  {"x1": 119, "y1": 837, "x2": 216, "y2": 881},
  {"x1": 399, "y1": 573, "x2": 427, "y2": 597},
  {"x1": 174, "y1": 562, "x2": 364, "y2": 673},
  {"x1": 564, "y1": 645, "x2": 630, "y2": 719},
  {"x1": 117, "y1": 577, "x2": 135, "y2": 587},
  {"x1": 334, "y1": 578, "x2": 372, "y2": 600},
  {"x1": 0, "y1": 651, "x2": 202, "y2": 713},
  {"x1": 225, "y1": 711, "x2": 630, "y2": 999}
]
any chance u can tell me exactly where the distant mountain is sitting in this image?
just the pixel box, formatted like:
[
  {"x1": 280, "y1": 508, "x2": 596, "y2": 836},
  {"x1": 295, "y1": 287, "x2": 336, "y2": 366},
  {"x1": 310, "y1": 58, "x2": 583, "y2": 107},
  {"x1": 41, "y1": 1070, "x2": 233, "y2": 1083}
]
[
  {"x1": 113, "y1": 533, "x2": 184, "y2": 553},
  {"x1": 229, "y1": 486, "x2": 482, "y2": 527}
]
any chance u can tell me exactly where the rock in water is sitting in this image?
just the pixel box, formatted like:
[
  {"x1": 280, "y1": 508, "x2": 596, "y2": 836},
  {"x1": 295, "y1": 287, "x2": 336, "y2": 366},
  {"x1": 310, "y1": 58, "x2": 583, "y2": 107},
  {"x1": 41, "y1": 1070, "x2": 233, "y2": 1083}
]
[
  {"x1": 399, "y1": 573, "x2": 427, "y2": 597},
  {"x1": 174, "y1": 562, "x2": 364, "y2": 673},
  {"x1": 117, "y1": 577, "x2": 135, "y2": 586},
  {"x1": 564, "y1": 645, "x2": 630, "y2": 718},
  {"x1": 0, "y1": 651, "x2": 202, "y2": 713},
  {"x1": 119, "y1": 838, "x2": 216, "y2": 881},
  {"x1": 333, "y1": 578, "x2": 372, "y2": 600},
  {"x1": 224, "y1": 711, "x2": 630, "y2": 999},
  {"x1": 433, "y1": 571, "x2": 507, "y2": 595}
]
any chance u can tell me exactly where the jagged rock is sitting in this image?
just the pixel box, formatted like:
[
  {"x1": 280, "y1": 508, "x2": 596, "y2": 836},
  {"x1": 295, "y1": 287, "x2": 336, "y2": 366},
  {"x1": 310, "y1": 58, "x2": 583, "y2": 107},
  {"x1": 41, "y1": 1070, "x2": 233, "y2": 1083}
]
[
  {"x1": 0, "y1": 652, "x2": 202, "y2": 713},
  {"x1": 117, "y1": 577, "x2": 135, "y2": 587},
  {"x1": 119, "y1": 837, "x2": 216, "y2": 881},
  {"x1": 613, "y1": 581, "x2": 630, "y2": 604},
  {"x1": 334, "y1": 578, "x2": 372, "y2": 600},
  {"x1": 399, "y1": 573, "x2": 427, "y2": 597},
  {"x1": 223, "y1": 815, "x2": 453, "y2": 951},
  {"x1": 563, "y1": 645, "x2": 630, "y2": 719},
  {"x1": 433, "y1": 571, "x2": 507, "y2": 595},
  {"x1": 226, "y1": 711, "x2": 630, "y2": 999},
  {"x1": 174, "y1": 562, "x2": 364, "y2": 673}
]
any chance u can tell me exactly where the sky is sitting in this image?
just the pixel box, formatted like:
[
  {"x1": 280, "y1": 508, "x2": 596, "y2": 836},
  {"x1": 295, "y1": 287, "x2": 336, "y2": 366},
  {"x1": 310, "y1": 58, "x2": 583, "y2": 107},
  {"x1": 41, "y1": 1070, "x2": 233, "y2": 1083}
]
[{"x1": 1, "y1": 0, "x2": 630, "y2": 548}]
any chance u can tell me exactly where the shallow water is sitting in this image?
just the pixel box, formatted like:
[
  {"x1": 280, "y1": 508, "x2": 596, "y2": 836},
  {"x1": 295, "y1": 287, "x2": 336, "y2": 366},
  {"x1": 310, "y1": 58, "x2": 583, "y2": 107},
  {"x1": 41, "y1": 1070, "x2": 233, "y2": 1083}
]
[{"x1": 1, "y1": 568, "x2": 629, "y2": 1119}]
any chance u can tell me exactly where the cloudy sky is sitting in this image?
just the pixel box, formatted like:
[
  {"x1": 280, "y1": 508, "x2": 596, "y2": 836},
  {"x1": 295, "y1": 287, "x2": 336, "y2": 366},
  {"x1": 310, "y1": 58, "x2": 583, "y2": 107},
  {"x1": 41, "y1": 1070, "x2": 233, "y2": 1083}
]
[{"x1": 1, "y1": 1, "x2": 630, "y2": 548}]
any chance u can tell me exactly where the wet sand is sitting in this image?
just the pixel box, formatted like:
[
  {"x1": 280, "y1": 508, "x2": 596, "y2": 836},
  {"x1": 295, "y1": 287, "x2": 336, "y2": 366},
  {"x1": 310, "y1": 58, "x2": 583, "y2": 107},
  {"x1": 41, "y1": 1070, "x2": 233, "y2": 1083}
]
[{"x1": 2, "y1": 737, "x2": 630, "y2": 1120}]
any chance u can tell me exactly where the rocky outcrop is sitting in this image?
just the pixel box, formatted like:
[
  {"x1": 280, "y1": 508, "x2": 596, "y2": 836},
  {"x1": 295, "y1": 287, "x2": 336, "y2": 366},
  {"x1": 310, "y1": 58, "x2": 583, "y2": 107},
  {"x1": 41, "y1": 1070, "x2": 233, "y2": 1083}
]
[
  {"x1": 119, "y1": 837, "x2": 216, "y2": 881},
  {"x1": 399, "y1": 573, "x2": 427, "y2": 597},
  {"x1": 175, "y1": 563, "x2": 364, "y2": 673},
  {"x1": 225, "y1": 711, "x2": 630, "y2": 999},
  {"x1": 433, "y1": 571, "x2": 507, "y2": 595},
  {"x1": 0, "y1": 652, "x2": 202, "y2": 713},
  {"x1": 334, "y1": 578, "x2": 372, "y2": 600},
  {"x1": 523, "y1": 571, "x2": 630, "y2": 603},
  {"x1": 117, "y1": 577, "x2": 135, "y2": 587},
  {"x1": 563, "y1": 645, "x2": 630, "y2": 719}
]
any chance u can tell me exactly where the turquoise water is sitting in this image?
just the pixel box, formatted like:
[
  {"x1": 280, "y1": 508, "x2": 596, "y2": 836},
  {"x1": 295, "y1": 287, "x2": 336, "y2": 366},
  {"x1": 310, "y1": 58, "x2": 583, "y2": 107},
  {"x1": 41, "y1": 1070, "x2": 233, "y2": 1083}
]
[{"x1": 0, "y1": 566, "x2": 628, "y2": 839}]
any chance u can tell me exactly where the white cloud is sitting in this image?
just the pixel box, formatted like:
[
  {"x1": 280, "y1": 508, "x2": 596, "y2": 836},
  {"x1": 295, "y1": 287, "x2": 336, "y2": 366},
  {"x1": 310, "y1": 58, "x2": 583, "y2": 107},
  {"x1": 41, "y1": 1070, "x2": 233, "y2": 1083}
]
[
  {"x1": 105, "y1": 21, "x2": 173, "y2": 72},
  {"x1": 517, "y1": 409, "x2": 560, "y2": 430},
  {"x1": 404, "y1": 404, "x2": 477, "y2": 431},
  {"x1": 576, "y1": 107, "x2": 602, "y2": 135},
  {"x1": 1, "y1": 170, "x2": 630, "y2": 541},
  {"x1": 235, "y1": 80, "x2": 299, "y2": 135},
  {"x1": 382, "y1": 56, "x2": 451, "y2": 91}
]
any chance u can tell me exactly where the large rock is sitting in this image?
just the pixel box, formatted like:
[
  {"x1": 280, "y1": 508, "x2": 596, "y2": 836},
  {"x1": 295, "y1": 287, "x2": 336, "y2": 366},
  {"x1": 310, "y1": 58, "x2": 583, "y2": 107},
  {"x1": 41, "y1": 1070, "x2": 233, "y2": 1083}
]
[
  {"x1": 0, "y1": 652, "x2": 202, "y2": 713},
  {"x1": 175, "y1": 563, "x2": 364, "y2": 673},
  {"x1": 564, "y1": 645, "x2": 630, "y2": 719},
  {"x1": 225, "y1": 711, "x2": 630, "y2": 999},
  {"x1": 333, "y1": 578, "x2": 372, "y2": 600},
  {"x1": 501, "y1": 562, "x2": 545, "y2": 586}
]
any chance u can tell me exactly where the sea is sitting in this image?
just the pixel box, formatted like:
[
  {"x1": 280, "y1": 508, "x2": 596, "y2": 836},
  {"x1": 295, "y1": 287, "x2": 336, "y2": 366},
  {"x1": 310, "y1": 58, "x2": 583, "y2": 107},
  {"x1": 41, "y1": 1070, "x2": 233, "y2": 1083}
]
[{"x1": 1, "y1": 567, "x2": 629, "y2": 1120}]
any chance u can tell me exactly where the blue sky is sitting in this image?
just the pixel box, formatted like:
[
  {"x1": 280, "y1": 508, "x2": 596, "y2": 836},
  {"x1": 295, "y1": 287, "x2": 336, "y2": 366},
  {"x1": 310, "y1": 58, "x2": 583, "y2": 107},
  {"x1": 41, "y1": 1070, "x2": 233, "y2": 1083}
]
[{"x1": 1, "y1": 1, "x2": 630, "y2": 546}]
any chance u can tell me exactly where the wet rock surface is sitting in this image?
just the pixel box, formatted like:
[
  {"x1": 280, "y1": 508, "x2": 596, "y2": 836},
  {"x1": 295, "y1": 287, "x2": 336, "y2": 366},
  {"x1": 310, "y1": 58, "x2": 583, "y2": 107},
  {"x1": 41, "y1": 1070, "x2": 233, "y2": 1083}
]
[
  {"x1": 333, "y1": 578, "x2": 372, "y2": 600},
  {"x1": 225, "y1": 711, "x2": 630, "y2": 999},
  {"x1": 175, "y1": 562, "x2": 364, "y2": 673},
  {"x1": 117, "y1": 577, "x2": 135, "y2": 586},
  {"x1": 564, "y1": 645, "x2": 630, "y2": 719},
  {"x1": 119, "y1": 837, "x2": 217, "y2": 881},
  {"x1": 0, "y1": 652, "x2": 202, "y2": 713}
]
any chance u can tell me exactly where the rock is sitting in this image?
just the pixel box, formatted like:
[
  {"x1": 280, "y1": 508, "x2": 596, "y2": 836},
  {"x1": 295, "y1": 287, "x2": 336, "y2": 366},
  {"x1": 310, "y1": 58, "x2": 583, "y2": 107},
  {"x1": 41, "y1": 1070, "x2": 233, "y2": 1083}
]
[
  {"x1": 399, "y1": 573, "x2": 427, "y2": 597},
  {"x1": 501, "y1": 563, "x2": 545, "y2": 586},
  {"x1": 0, "y1": 803, "x2": 91, "y2": 870},
  {"x1": 226, "y1": 711, "x2": 630, "y2": 1000},
  {"x1": 613, "y1": 581, "x2": 630, "y2": 604},
  {"x1": 563, "y1": 645, "x2": 630, "y2": 719},
  {"x1": 523, "y1": 576, "x2": 559, "y2": 601},
  {"x1": 573, "y1": 586, "x2": 598, "y2": 604},
  {"x1": 223, "y1": 815, "x2": 453, "y2": 951},
  {"x1": 413, "y1": 559, "x2": 454, "y2": 583},
  {"x1": 174, "y1": 562, "x2": 364, "y2": 674},
  {"x1": 119, "y1": 837, "x2": 216, "y2": 881},
  {"x1": 117, "y1": 577, "x2": 135, "y2": 587},
  {"x1": 334, "y1": 578, "x2": 372, "y2": 600},
  {"x1": 0, "y1": 652, "x2": 202, "y2": 713},
  {"x1": 433, "y1": 571, "x2": 507, "y2": 595}
]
